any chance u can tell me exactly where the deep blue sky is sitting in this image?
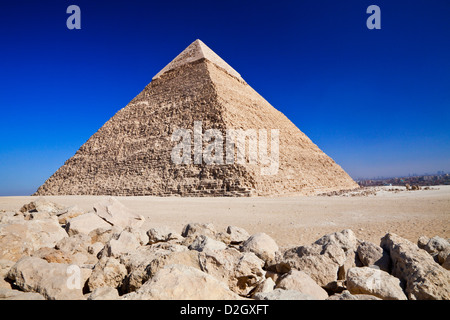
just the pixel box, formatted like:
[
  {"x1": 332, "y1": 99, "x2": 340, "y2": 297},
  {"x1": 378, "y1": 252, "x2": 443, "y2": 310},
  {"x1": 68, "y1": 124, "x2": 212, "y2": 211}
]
[{"x1": 1, "y1": 0, "x2": 449, "y2": 195}]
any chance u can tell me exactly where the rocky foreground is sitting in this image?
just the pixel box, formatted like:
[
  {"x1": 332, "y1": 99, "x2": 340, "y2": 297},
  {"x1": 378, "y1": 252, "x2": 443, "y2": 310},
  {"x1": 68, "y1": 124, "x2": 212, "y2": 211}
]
[{"x1": 0, "y1": 197, "x2": 449, "y2": 300}]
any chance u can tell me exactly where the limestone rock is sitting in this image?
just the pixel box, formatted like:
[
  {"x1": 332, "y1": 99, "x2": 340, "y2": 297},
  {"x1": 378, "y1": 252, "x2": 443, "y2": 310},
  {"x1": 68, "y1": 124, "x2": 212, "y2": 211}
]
[
  {"x1": 0, "y1": 288, "x2": 45, "y2": 300},
  {"x1": 56, "y1": 233, "x2": 91, "y2": 254},
  {"x1": 93, "y1": 197, "x2": 144, "y2": 229},
  {"x1": 240, "y1": 233, "x2": 279, "y2": 264},
  {"x1": 65, "y1": 212, "x2": 112, "y2": 236},
  {"x1": 56, "y1": 205, "x2": 85, "y2": 225},
  {"x1": 7, "y1": 257, "x2": 91, "y2": 300},
  {"x1": 381, "y1": 233, "x2": 450, "y2": 300},
  {"x1": 252, "y1": 277, "x2": 275, "y2": 296},
  {"x1": 254, "y1": 288, "x2": 315, "y2": 300},
  {"x1": 87, "y1": 286, "x2": 120, "y2": 300},
  {"x1": 276, "y1": 270, "x2": 328, "y2": 300},
  {"x1": 281, "y1": 230, "x2": 358, "y2": 287},
  {"x1": 227, "y1": 225, "x2": 250, "y2": 244},
  {"x1": 147, "y1": 226, "x2": 182, "y2": 244},
  {"x1": 197, "y1": 248, "x2": 265, "y2": 296},
  {"x1": 19, "y1": 198, "x2": 64, "y2": 215},
  {"x1": 181, "y1": 222, "x2": 217, "y2": 238},
  {"x1": 0, "y1": 259, "x2": 15, "y2": 289},
  {"x1": 357, "y1": 241, "x2": 391, "y2": 272},
  {"x1": 327, "y1": 290, "x2": 381, "y2": 300},
  {"x1": 0, "y1": 218, "x2": 68, "y2": 261},
  {"x1": 122, "y1": 264, "x2": 242, "y2": 300},
  {"x1": 346, "y1": 267, "x2": 407, "y2": 300},
  {"x1": 98, "y1": 230, "x2": 141, "y2": 259},
  {"x1": 189, "y1": 235, "x2": 227, "y2": 253},
  {"x1": 87, "y1": 257, "x2": 127, "y2": 291}
]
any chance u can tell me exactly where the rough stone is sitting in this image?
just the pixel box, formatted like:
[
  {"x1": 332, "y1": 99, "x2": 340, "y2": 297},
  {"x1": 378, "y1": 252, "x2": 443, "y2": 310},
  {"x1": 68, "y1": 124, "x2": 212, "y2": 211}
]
[
  {"x1": 357, "y1": 240, "x2": 391, "y2": 272},
  {"x1": 147, "y1": 226, "x2": 182, "y2": 244},
  {"x1": 122, "y1": 264, "x2": 243, "y2": 300},
  {"x1": 189, "y1": 235, "x2": 227, "y2": 253},
  {"x1": 226, "y1": 225, "x2": 250, "y2": 244},
  {"x1": 346, "y1": 266, "x2": 407, "y2": 300},
  {"x1": 87, "y1": 286, "x2": 120, "y2": 300},
  {"x1": 7, "y1": 257, "x2": 91, "y2": 300},
  {"x1": 254, "y1": 288, "x2": 315, "y2": 300},
  {"x1": 326, "y1": 290, "x2": 381, "y2": 300},
  {"x1": 240, "y1": 233, "x2": 279, "y2": 264},
  {"x1": 0, "y1": 218, "x2": 68, "y2": 261},
  {"x1": 381, "y1": 233, "x2": 450, "y2": 300},
  {"x1": 276, "y1": 270, "x2": 329, "y2": 300},
  {"x1": 65, "y1": 212, "x2": 112, "y2": 236},
  {"x1": 98, "y1": 230, "x2": 141, "y2": 259},
  {"x1": 93, "y1": 197, "x2": 145, "y2": 229},
  {"x1": 87, "y1": 257, "x2": 127, "y2": 291}
]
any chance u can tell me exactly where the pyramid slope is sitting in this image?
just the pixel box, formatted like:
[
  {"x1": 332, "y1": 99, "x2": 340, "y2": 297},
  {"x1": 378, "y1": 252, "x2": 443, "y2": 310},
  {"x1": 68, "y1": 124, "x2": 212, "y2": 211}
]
[{"x1": 34, "y1": 40, "x2": 358, "y2": 196}]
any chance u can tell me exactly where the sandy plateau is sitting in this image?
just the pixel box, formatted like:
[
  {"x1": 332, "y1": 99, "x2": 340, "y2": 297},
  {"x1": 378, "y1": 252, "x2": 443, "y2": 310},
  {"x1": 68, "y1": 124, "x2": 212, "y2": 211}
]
[{"x1": 1, "y1": 186, "x2": 448, "y2": 249}]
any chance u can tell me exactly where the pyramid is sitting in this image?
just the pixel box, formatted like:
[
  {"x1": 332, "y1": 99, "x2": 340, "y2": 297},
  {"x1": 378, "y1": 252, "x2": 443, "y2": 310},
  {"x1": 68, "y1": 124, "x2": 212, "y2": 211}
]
[{"x1": 34, "y1": 39, "x2": 358, "y2": 197}]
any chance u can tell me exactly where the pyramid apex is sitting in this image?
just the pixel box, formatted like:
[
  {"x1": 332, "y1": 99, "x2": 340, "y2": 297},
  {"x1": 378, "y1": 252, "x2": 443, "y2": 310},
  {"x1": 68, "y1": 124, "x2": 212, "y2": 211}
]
[{"x1": 152, "y1": 39, "x2": 243, "y2": 81}]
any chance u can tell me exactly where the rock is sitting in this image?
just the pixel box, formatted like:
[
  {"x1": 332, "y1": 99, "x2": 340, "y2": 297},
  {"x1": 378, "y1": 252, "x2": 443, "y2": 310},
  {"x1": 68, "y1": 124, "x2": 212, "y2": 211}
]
[
  {"x1": 346, "y1": 266, "x2": 407, "y2": 300},
  {"x1": 87, "y1": 257, "x2": 127, "y2": 291},
  {"x1": 56, "y1": 206, "x2": 85, "y2": 225},
  {"x1": 98, "y1": 231, "x2": 141, "y2": 258},
  {"x1": 381, "y1": 233, "x2": 450, "y2": 300},
  {"x1": 7, "y1": 257, "x2": 91, "y2": 300},
  {"x1": 227, "y1": 225, "x2": 250, "y2": 244},
  {"x1": 65, "y1": 212, "x2": 112, "y2": 236},
  {"x1": 240, "y1": 233, "x2": 279, "y2": 264},
  {"x1": 0, "y1": 218, "x2": 68, "y2": 261},
  {"x1": 422, "y1": 236, "x2": 449, "y2": 262},
  {"x1": 417, "y1": 236, "x2": 429, "y2": 249},
  {"x1": 281, "y1": 230, "x2": 357, "y2": 287},
  {"x1": 357, "y1": 241, "x2": 391, "y2": 272},
  {"x1": 19, "y1": 198, "x2": 64, "y2": 215},
  {"x1": 442, "y1": 254, "x2": 450, "y2": 270},
  {"x1": 98, "y1": 230, "x2": 141, "y2": 259},
  {"x1": 0, "y1": 259, "x2": 15, "y2": 289},
  {"x1": 88, "y1": 227, "x2": 120, "y2": 244},
  {"x1": 0, "y1": 211, "x2": 24, "y2": 224},
  {"x1": 122, "y1": 264, "x2": 242, "y2": 300},
  {"x1": 314, "y1": 229, "x2": 358, "y2": 253},
  {"x1": 437, "y1": 247, "x2": 450, "y2": 265},
  {"x1": 327, "y1": 290, "x2": 381, "y2": 300},
  {"x1": 254, "y1": 288, "x2": 315, "y2": 300},
  {"x1": 145, "y1": 250, "x2": 201, "y2": 278},
  {"x1": 93, "y1": 197, "x2": 144, "y2": 229},
  {"x1": 120, "y1": 246, "x2": 174, "y2": 293},
  {"x1": 276, "y1": 270, "x2": 328, "y2": 300},
  {"x1": 87, "y1": 286, "x2": 120, "y2": 300},
  {"x1": 124, "y1": 226, "x2": 149, "y2": 246},
  {"x1": 88, "y1": 242, "x2": 104, "y2": 257},
  {"x1": 198, "y1": 248, "x2": 265, "y2": 296},
  {"x1": 181, "y1": 222, "x2": 217, "y2": 238},
  {"x1": 189, "y1": 235, "x2": 227, "y2": 253},
  {"x1": 147, "y1": 226, "x2": 182, "y2": 244},
  {"x1": 233, "y1": 252, "x2": 266, "y2": 295},
  {"x1": 0, "y1": 287, "x2": 45, "y2": 300},
  {"x1": 252, "y1": 277, "x2": 275, "y2": 296},
  {"x1": 31, "y1": 247, "x2": 76, "y2": 264},
  {"x1": 56, "y1": 233, "x2": 91, "y2": 254}
]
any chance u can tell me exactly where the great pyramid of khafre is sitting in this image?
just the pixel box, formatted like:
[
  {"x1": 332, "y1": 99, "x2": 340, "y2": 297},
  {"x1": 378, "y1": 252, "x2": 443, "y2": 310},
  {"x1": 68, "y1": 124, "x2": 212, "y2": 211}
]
[{"x1": 34, "y1": 39, "x2": 359, "y2": 197}]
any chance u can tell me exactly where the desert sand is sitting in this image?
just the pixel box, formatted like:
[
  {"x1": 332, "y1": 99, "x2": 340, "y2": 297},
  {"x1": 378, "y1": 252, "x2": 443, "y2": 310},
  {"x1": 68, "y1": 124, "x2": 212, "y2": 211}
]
[{"x1": 1, "y1": 186, "x2": 448, "y2": 249}]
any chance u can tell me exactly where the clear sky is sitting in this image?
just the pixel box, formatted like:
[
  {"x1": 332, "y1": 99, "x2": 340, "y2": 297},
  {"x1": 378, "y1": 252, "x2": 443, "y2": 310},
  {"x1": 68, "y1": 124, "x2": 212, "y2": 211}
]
[{"x1": 0, "y1": 0, "x2": 449, "y2": 196}]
